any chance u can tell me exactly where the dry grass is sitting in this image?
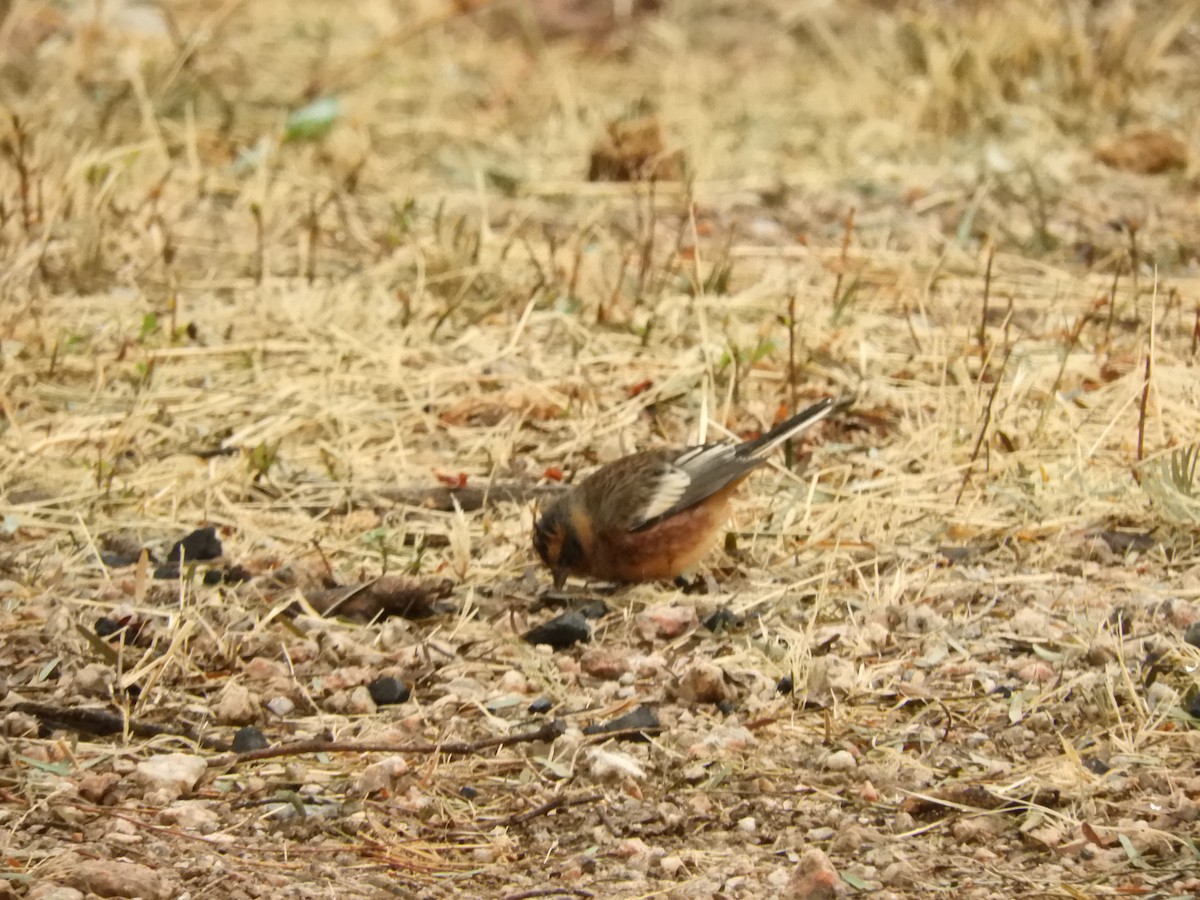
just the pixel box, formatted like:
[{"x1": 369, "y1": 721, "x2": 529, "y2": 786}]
[{"x1": 2, "y1": 0, "x2": 1200, "y2": 897}]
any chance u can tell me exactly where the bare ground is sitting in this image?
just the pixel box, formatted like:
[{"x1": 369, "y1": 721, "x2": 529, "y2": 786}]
[{"x1": 2, "y1": 1, "x2": 1200, "y2": 898}]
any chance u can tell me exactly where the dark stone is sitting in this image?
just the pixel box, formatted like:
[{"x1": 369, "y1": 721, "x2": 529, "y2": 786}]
[
  {"x1": 1184, "y1": 621, "x2": 1200, "y2": 649},
  {"x1": 523, "y1": 612, "x2": 591, "y2": 650},
  {"x1": 367, "y1": 676, "x2": 411, "y2": 706},
  {"x1": 582, "y1": 704, "x2": 661, "y2": 742},
  {"x1": 167, "y1": 526, "x2": 223, "y2": 562},
  {"x1": 232, "y1": 726, "x2": 270, "y2": 753},
  {"x1": 703, "y1": 606, "x2": 742, "y2": 633},
  {"x1": 576, "y1": 599, "x2": 610, "y2": 619},
  {"x1": 528, "y1": 697, "x2": 554, "y2": 714}
]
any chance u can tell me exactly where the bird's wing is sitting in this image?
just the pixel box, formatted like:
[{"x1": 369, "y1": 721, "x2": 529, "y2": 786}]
[{"x1": 626, "y1": 442, "x2": 752, "y2": 532}]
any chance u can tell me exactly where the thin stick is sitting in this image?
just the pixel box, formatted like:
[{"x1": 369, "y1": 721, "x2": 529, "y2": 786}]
[
  {"x1": 956, "y1": 348, "x2": 1011, "y2": 506},
  {"x1": 785, "y1": 292, "x2": 799, "y2": 469},
  {"x1": 491, "y1": 792, "x2": 604, "y2": 826},
  {"x1": 502, "y1": 889, "x2": 595, "y2": 900},
  {"x1": 1135, "y1": 273, "x2": 1158, "y2": 470},
  {"x1": 1104, "y1": 258, "x2": 1123, "y2": 349},
  {"x1": 978, "y1": 244, "x2": 994, "y2": 358},
  {"x1": 1031, "y1": 303, "x2": 1092, "y2": 445},
  {"x1": 829, "y1": 206, "x2": 856, "y2": 308},
  {"x1": 208, "y1": 719, "x2": 565, "y2": 768}
]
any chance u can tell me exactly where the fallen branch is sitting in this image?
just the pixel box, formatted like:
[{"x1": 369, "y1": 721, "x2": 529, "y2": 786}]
[
  {"x1": 208, "y1": 719, "x2": 565, "y2": 768},
  {"x1": 501, "y1": 889, "x2": 595, "y2": 900},
  {"x1": 491, "y1": 792, "x2": 604, "y2": 826},
  {"x1": 13, "y1": 701, "x2": 229, "y2": 751}
]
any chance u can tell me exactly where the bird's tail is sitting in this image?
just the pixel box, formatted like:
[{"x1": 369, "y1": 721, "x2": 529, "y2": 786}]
[{"x1": 736, "y1": 397, "x2": 837, "y2": 460}]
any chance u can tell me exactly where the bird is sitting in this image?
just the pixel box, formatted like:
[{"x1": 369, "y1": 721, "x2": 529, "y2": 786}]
[{"x1": 533, "y1": 397, "x2": 836, "y2": 587}]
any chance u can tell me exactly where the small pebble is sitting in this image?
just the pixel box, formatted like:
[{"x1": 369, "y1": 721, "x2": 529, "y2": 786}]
[
  {"x1": 524, "y1": 612, "x2": 591, "y2": 650},
  {"x1": 232, "y1": 726, "x2": 270, "y2": 753},
  {"x1": 1184, "y1": 622, "x2": 1200, "y2": 649},
  {"x1": 703, "y1": 607, "x2": 742, "y2": 632},
  {"x1": 660, "y1": 854, "x2": 685, "y2": 876},
  {"x1": 528, "y1": 696, "x2": 554, "y2": 714},
  {"x1": 266, "y1": 696, "x2": 295, "y2": 717},
  {"x1": 634, "y1": 604, "x2": 698, "y2": 641},
  {"x1": 583, "y1": 705, "x2": 661, "y2": 741},
  {"x1": 167, "y1": 526, "x2": 223, "y2": 562},
  {"x1": 367, "y1": 676, "x2": 411, "y2": 706},
  {"x1": 823, "y1": 749, "x2": 857, "y2": 772}
]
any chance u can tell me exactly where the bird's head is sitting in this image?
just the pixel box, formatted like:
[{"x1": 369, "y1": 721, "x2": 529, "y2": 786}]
[{"x1": 533, "y1": 500, "x2": 585, "y2": 589}]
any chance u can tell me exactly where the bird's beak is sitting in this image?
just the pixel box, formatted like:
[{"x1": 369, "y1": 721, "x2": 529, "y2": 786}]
[{"x1": 552, "y1": 568, "x2": 567, "y2": 590}]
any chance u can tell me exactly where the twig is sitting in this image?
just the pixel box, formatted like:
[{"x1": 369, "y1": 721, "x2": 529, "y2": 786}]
[
  {"x1": 1031, "y1": 305, "x2": 1092, "y2": 445},
  {"x1": 13, "y1": 701, "x2": 229, "y2": 751},
  {"x1": 491, "y1": 792, "x2": 604, "y2": 826},
  {"x1": 208, "y1": 719, "x2": 565, "y2": 768},
  {"x1": 1135, "y1": 275, "x2": 1158, "y2": 473},
  {"x1": 1191, "y1": 302, "x2": 1200, "y2": 358},
  {"x1": 829, "y1": 206, "x2": 856, "y2": 309},
  {"x1": 956, "y1": 348, "x2": 1012, "y2": 506},
  {"x1": 785, "y1": 292, "x2": 798, "y2": 469},
  {"x1": 977, "y1": 243, "x2": 994, "y2": 358},
  {"x1": 634, "y1": 174, "x2": 659, "y2": 303},
  {"x1": 1104, "y1": 257, "x2": 1123, "y2": 349},
  {"x1": 502, "y1": 889, "x2": 595, "y2": 900}
]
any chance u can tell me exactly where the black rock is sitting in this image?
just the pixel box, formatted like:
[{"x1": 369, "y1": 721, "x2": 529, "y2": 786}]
[
  {"x1": 153, "y1": 565, "x2": 182, "y2": 580},
  {"x1": 95, "y1": 616, "x2": 148, "y2": 643},
  {"x1": 582, "y1": 704, "x2": 661, "y2": 742},
  {"x1": 1184, "y1": 621, "x2": 1200, "y2": 650},
  {"x1": 202, "y1": 565, "x2": 253, "y2": 586},
  {"x1": 576, "y1": 599, "x2": 610, "y2": 619},
  {"x1": 95, "y1": 617, "x2": 123, "y2": 639},
  {"x1": 232, "y1": 726, "x2": 270, "y2": 753},
  {"x1": 524, "y1": 612, "x2": 591, "y2": 650},
  {"x1": 703, "y1": 606, "x2": 742, "y2": 633},
  {"x1": 528, "y1": 697, "x2": 554, "y2": 714},
  {"x1": 1083, "y1": 757, "x2": 1111, "y2": 775},
  {"x1": 367, "y1": 676, "x2": 411, "y2": 706},
  {"x1": 460, "y1": 785, "x2": 479, "y2": 800},
  {"x1": 716, "y1": 700, "x2": 737, "y2": 716},
  {"x1": 223, "y1": 564, "x2": 253, "y2": 584},
  {"x1": 100, "y1": 551, "x2": 142, "y2": 568},
  {"x1": 776, "y1": 675, "x2": 794, "y2": 695},
  {"x1": 1186, "y1": 691, "x2": 1200, "y2": 721},
  {"x1": 167, "y1": 526, "x2": 223, "y2": 562}
]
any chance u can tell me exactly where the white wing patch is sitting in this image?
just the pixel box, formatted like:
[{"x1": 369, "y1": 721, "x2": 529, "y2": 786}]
[
  {"x1": 634, "y1": 465, "x2": 693, "y2": 525},
  {"x1": 631, "y1": 442, "x2": 739, "y2": 528},
  {"x1": 675, "y1": 442, "x2": 737, "y2": 475}
]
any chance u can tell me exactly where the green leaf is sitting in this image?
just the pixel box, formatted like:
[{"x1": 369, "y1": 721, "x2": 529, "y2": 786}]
[
  {"x1": 13, "y1": 753, "x2": 72, "y2": 776},
  {"x1": 840, "y1": 871, "x2": 870, "y2": 890},
  {"x1": 283, "y1": 96, "x2": 340, "y2": 143},
  {"x1": 1117, "y1": 832, "x2": 1149, "y2": 869},
  {"x1": 138, "y1": 312, "x2": 159, "y2": 341}
]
